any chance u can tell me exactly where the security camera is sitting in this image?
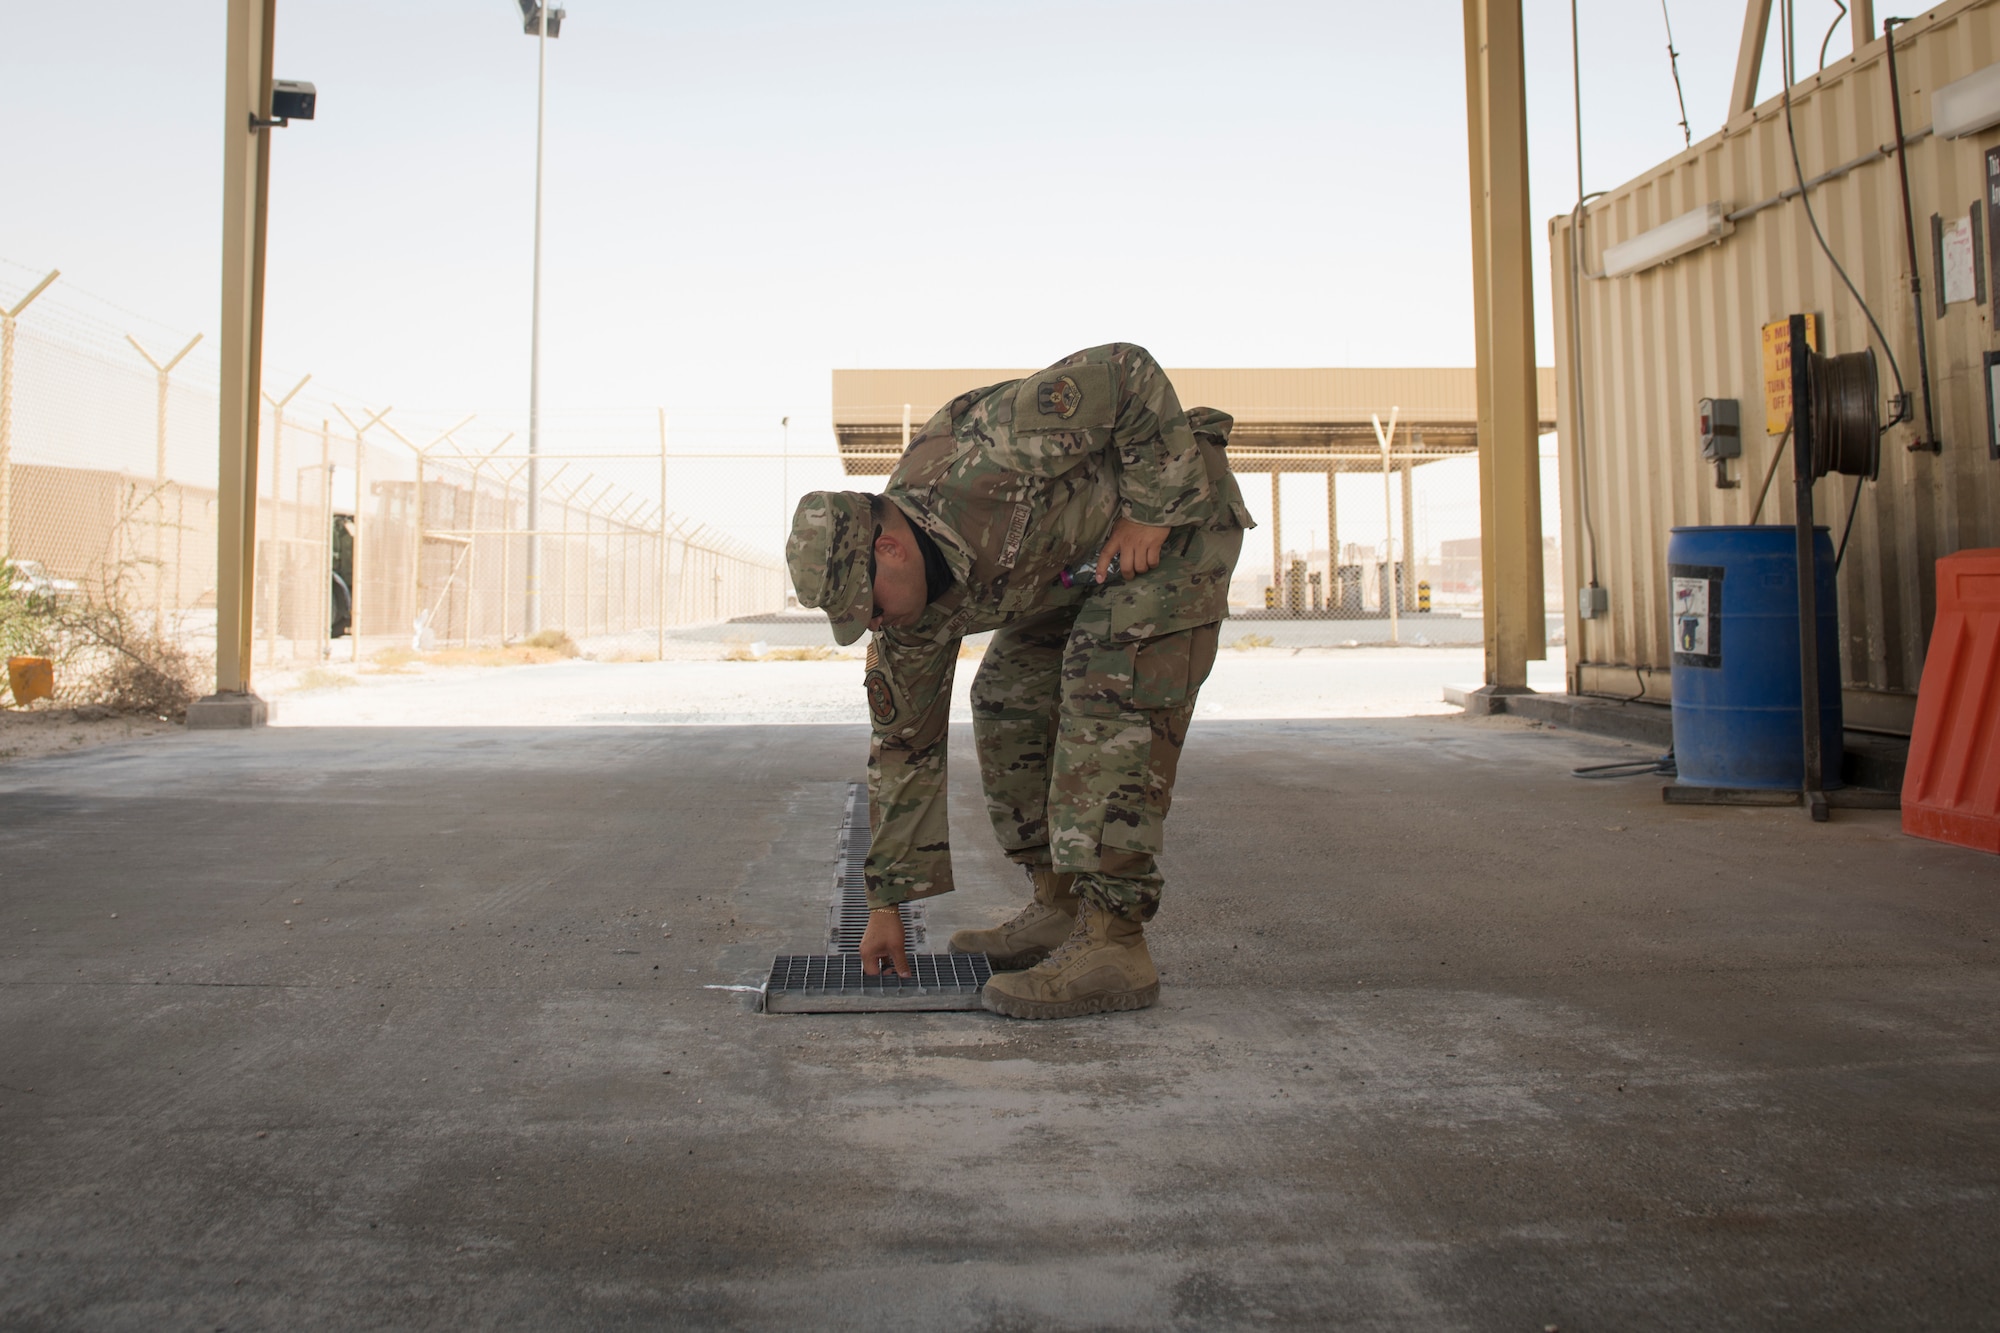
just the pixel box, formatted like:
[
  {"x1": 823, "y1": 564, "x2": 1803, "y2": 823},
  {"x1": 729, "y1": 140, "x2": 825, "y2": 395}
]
[
  {"x1": 271, "y1": 81, "x2": 316, "y2": 121},
  {"x1": 251, "y1": 80, "x2": 316, "y2": 130}
]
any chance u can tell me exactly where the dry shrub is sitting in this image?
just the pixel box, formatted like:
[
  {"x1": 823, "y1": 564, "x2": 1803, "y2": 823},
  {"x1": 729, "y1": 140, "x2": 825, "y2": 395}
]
[
  {"x1": 4, "y1": 564, "x2": 208, "y2": 719},
  {"x1": 366, "y1": 647, "x2": 420, "y2": 674},
  {"x1": 1230, "y1": 633, "x2": 1275, "y2": 651},
  {"x1": 61, "y1": 601, "x2": 209, "y2": 721},
  {"x1": 521, "y1": 628, "x2": 580, "y2": 657}
]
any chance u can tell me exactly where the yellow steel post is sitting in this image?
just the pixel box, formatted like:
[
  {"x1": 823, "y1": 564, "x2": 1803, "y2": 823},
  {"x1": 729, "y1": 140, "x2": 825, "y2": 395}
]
[
  {"x1": 1462, "y1": 0, "x2": 1545, "y2": 692},
  {"x1": 200, "y1": 0, "x2": 276, "y2": 725},
  {"x1": 1849, "y1": 0, "x2": 1875, "y2": 52},
  {"x1": 1731, "y1": 0, "x2": 1776, "y2": 122}
]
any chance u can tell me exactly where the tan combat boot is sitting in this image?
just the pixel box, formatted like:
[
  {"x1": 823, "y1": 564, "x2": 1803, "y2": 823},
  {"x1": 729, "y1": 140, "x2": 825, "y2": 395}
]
[
  {"x1": 981, "y1": 900, "x2": 1159, "y2": 1019},
  {"x1": 947, "y1": 869, "x2": 1079, "y2": 970}
]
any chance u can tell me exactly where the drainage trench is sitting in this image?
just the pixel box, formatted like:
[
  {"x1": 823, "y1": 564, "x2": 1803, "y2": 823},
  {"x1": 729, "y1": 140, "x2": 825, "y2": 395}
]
[
  {"x1": 827, "y1": 781, "x2": 925, "y2": 952},
  {"x1": 764, "y1": 782, "x2": 993, "y2": 1013}
]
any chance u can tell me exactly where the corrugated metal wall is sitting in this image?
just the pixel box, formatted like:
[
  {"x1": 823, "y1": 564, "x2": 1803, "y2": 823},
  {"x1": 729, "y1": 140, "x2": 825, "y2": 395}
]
[{"x1": 1551, "y1": 0, "x2": 1999, "y2": 732}]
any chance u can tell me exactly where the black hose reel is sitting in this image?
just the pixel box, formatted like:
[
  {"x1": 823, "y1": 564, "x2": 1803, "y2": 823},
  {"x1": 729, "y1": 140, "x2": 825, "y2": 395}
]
[{"x1": 1804, "y1": 344, "x2": 1882, "y2": 482}]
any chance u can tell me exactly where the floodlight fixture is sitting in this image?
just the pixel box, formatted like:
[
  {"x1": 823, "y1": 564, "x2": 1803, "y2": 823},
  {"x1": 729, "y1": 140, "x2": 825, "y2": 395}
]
[
  {"x1": 517, "y1": 0, "x2": 565, "y2": 36},
  {"x1": 1602, "y1": 202, "x2": 1734, "y2": 279},
  {"x1": 1933, "y1": 60, "x2": 2000, "y2": 140}
]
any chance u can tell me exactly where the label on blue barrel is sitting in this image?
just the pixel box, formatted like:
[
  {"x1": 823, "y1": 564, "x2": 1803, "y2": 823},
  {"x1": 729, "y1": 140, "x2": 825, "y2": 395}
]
[{"x1": 1668, "y1": 564, "x2": 1724, "y2": 669}]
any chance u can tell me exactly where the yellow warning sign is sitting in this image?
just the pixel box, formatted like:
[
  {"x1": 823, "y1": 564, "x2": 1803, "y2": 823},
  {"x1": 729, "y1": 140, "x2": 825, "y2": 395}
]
[{"x1": 1760, "y1": 315, "x2": 1819, "y2": 436}]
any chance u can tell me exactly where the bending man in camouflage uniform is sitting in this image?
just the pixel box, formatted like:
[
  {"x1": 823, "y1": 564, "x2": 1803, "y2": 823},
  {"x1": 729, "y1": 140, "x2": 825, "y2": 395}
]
[{"x1": 786, "y1": 343, "x2": 1250, "y2": 1019}]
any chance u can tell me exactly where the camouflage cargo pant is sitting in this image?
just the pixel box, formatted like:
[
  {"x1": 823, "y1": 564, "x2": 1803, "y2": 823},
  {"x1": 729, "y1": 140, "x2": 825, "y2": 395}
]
[{"x1": 867, "y1": 523, "x2": 1242, "y2": 922}]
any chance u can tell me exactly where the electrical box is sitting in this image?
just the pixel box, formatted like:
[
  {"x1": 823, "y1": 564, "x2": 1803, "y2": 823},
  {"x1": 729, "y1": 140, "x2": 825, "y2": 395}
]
[
  {"x1": 1579, "y1": 585, "x2": 1609, "y2": 619},
  {"x1": 1699, "y1": 396, "x2": 1741, "y2": 489},
  {"x1": 1698, "y1": 397, "x2": 1740, "y2": 461}
]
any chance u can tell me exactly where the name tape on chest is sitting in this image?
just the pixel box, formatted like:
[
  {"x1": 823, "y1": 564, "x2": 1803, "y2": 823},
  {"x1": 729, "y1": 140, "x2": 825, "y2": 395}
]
[{"x1": 998, "y1": 503, "x2": 1032, "y2": 569}]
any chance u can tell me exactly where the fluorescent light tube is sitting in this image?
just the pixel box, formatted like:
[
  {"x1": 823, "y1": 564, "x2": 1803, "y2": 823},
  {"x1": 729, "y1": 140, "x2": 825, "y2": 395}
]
[
  {"x1": 1603, "y1": 202, "x2": 1735, "y2": 278},
  {"x1": 1934, "y1": 61, "x2": 2000, "y2": 140}
]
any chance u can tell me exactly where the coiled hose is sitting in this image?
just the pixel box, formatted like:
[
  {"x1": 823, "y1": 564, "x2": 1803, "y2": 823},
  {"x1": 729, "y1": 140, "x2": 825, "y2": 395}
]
[{"x1": 1810, "y1": 348, "x2": 1881, "y2": 481}]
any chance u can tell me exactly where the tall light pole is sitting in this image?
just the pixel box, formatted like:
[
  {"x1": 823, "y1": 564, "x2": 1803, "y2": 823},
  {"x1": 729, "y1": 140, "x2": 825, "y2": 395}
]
[{"x1": 517, "y1": 0, "x2": 565, "y2": 634}]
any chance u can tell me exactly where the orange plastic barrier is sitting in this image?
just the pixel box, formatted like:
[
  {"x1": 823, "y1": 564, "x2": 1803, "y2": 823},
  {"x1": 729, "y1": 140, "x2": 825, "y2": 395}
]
[
  {"x1": 1903, "y1": 549, "x2": 2000, "y2": 853},
  {"x1": 6, "y1": 656, "x2": 55, "y2": 706}
]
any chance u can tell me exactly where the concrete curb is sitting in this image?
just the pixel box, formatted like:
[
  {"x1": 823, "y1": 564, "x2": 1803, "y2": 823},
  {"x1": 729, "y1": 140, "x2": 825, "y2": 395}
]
[{"x1": 1444, "y1": 684, "x2": 1907, "y2": 791}]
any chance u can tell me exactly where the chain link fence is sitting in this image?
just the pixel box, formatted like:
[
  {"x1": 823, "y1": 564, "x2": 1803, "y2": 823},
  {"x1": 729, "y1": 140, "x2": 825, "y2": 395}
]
[
  {"x1": 4, "y1": 262, "x2": 1564, "y2": 683},
  {"x1": 1, "y1": 264, "x2": 786, "y2": 684}
]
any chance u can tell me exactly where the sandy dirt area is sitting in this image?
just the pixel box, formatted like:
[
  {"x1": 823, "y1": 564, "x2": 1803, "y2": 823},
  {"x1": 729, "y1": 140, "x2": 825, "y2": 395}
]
[{"x1": 0, "y1": 705, "x2": 180, "y2": 764}]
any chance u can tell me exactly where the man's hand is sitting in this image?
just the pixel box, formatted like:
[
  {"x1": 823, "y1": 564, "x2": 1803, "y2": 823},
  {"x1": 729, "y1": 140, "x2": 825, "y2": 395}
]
[
  {"x1": 859, "y1": 905, "x2": 912, "y2": 977},
  {"x1": 1094, "y1": 517, "x2": 1172, "y2": 582}
]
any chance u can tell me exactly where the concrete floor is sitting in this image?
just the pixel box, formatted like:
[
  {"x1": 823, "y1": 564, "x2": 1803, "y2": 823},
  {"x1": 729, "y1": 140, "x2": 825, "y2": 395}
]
[
  {"x1": 672, "y1": 611, "x2": 1566, "y2": 649},
  {"x1": 0, "y1": 716, "x2": 1994, "y2": 1330}
]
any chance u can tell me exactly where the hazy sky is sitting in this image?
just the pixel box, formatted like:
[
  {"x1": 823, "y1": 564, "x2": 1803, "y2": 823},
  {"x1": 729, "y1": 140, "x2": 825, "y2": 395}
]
[{"x1": 1, "y1": 1, "x2": 1853, "y2": 547}]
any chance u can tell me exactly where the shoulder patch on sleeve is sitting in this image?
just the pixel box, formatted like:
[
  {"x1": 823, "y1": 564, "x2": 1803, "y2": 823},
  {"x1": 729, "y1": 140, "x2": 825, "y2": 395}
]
[
  {"x1": 865, "y1": 669, "x2": 898, "y2": 727},
  {"x1": 1011, "y1": 362, "x2": 1115, "y2": 434}
]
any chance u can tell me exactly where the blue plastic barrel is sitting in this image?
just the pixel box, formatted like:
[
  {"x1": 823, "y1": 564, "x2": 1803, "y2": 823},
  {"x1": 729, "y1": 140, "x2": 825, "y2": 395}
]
[{"x1": 1668, "y1": 525, "x2": 1842, "y2": 790}]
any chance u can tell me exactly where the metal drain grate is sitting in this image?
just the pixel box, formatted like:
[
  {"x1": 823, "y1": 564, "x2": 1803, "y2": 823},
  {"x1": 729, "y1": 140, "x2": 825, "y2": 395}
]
[
  {"x1": 763, "y1": 953, "x2": 993, "y2": 1013},
  {"x1": 754, "y1": 782, "x2": 979, "y2": 1014},
  {"x1": 829, "y1": 781, "x2": 925, "y2": 951}
]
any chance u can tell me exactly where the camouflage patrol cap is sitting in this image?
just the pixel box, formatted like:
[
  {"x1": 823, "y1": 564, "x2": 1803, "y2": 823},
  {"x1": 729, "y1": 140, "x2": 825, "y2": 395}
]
[{"x1": 787, "y1": 490, "x2": 876, "y2": 646}]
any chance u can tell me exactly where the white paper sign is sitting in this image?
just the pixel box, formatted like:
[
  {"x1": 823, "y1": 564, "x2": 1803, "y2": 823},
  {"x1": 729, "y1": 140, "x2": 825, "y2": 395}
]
[
  {"x1": 1672, "y1": 576, "x2": 1711, "y2": 657},
  {"x1": 1943, "y1": 216, "x2": 1977, "y2": 305}
]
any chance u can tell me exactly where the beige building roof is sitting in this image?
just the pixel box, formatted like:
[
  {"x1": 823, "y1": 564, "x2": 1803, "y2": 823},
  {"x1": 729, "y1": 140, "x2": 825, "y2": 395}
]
[{"x1": 832, "y1": 366, "x2": 1557, "y2": 474}]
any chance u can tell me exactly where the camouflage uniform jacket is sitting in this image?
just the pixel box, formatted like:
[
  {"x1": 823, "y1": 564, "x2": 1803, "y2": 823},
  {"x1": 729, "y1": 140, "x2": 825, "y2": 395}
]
[{"x1": 879, "y1": 343, "x2": 1252, "y2": 648}]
